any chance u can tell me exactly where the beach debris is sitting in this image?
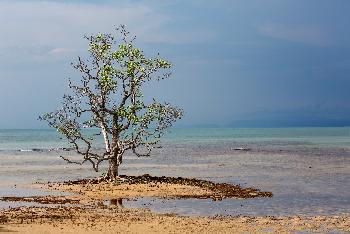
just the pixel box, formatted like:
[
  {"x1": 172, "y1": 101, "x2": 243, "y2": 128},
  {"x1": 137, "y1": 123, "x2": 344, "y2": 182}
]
[
  {"x1": 233, "y1": 147, "x2": 251, "y2": 151},
  {"x1": 0, "y1": 196, "x2": 80, "y2": 205},
  {"x1": 0, "y1": 215, "x2": 8, "y2": 223}
]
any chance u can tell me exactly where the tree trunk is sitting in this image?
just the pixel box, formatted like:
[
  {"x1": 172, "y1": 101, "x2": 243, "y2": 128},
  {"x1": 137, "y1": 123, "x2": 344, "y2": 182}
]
[
  {"x1": 107, "y1": 159, "x2": 119, "y2": 180},
  {"x1": 100, "y1": 123, "x2": 110, "y2": 152}
]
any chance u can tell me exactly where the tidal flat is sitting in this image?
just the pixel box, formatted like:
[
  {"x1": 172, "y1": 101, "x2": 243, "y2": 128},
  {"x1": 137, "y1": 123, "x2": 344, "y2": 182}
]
[{"x1": 0, "y1": 128, "x2": 349, "y2": 233}]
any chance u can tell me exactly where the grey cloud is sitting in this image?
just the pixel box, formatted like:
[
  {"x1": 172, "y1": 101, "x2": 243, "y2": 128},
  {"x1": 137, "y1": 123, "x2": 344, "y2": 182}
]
[{"x1": 258, "y1": 23, "x2": 330, "y2": 46}]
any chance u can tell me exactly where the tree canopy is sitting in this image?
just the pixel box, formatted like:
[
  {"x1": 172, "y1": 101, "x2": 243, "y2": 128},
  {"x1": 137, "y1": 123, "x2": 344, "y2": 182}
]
[{"x1": 40, "y1": 25, "x2": 183, "y2": 179}]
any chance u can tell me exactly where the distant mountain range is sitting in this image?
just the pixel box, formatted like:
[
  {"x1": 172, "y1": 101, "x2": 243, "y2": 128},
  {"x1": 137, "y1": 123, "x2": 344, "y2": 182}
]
[
  {"x1": 228, "y1": 117, "x2": 350, "y2": 128},
  {"x1": 228, "y1": 109, "x2": 350, "y2": 127},
  {"x1": 180, "y1": 110, "x2": 350, "y2": 128}
]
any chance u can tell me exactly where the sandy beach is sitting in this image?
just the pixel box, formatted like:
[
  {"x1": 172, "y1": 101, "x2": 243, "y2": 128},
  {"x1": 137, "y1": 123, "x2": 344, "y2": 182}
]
[
  {"x1": 1, "y1": 205, "x2": 350, "y2": 234},
  {"x1": 1, "y1": 175, "x2": 349, "y2": 233}
]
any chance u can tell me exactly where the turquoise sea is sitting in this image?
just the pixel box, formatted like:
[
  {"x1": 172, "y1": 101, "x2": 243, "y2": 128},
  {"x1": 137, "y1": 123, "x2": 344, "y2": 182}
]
[
  {"x1": 1, "y1": 127, "x2": 350, "y2": 150},
  {"x1": 0, "y1": 127, "x2": 349, "y2": 216}
]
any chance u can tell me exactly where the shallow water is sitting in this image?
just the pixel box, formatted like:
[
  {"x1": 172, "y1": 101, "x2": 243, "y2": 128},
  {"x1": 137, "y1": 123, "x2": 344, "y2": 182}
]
[{"x1": 0, "y1": 128, "x2": 349, "y2": 216}]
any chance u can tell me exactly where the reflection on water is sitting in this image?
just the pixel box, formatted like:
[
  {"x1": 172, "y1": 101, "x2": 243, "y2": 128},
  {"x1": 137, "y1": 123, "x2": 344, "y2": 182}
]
[{"x1": 109, "y1": 198, "x2": 124, "y2": 208}]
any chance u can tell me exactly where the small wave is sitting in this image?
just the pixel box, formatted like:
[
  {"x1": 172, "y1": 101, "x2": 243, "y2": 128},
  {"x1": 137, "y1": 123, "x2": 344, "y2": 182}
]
[
  {"x1": 0, "y1": 147, "x2": 75, "y2": 153},
  {"x1": 20, "y1": 148, "x2": 49, "y2": 152},
  {"x1": 48, "y1": 147, "x2": 75, "y2": 152},
  {"x1": 0, "y1": 147, "x2": 105, "y2": 153}
]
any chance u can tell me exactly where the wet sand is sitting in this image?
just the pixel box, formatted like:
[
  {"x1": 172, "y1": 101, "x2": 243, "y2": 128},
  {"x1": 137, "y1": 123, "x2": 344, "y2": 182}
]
[
  {"x1": 0, "y1": 176, "x2": 349, "y2": 233},
  {"x1": 1, "y1": 205, "x2": 350, "y2": 234}
]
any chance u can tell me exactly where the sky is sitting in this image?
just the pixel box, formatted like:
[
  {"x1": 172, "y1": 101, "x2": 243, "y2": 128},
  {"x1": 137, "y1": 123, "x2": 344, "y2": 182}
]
[{"x1": 1, "y1": 0, "x2": 350, "y2": 128}]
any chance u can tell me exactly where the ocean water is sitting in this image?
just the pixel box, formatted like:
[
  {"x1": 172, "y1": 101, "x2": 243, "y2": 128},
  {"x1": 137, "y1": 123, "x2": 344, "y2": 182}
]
[{"x1": 0, "y1": 127, "x2": 349, "y2": 216}]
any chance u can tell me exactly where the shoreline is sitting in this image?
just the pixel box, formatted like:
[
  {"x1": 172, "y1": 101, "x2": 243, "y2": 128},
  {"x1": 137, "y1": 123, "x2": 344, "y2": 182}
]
[{"x1": 0, "y1": 175, "x2": 349, "y2": 233}]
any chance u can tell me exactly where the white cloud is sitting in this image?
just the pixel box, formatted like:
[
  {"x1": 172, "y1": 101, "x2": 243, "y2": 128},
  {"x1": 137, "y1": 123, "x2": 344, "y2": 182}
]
[
  {"x1": 0, "y1": 1, "x2": 156, "y2": 47},
  {"x1": 0, "y1": 1, "x2": 214, "y2": 48},
  {"x1": 258, "y1": 22, "x2": 330, "y2": 46},
  {"x1": 0, "y1": 1, "x2": 216, "y2": 63}
]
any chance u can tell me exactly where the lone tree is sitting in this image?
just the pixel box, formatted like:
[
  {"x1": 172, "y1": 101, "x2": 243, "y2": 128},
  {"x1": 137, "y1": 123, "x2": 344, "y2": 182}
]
[{"x1": 40, "y1": 26, "x2": 183, "y2": 180}]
